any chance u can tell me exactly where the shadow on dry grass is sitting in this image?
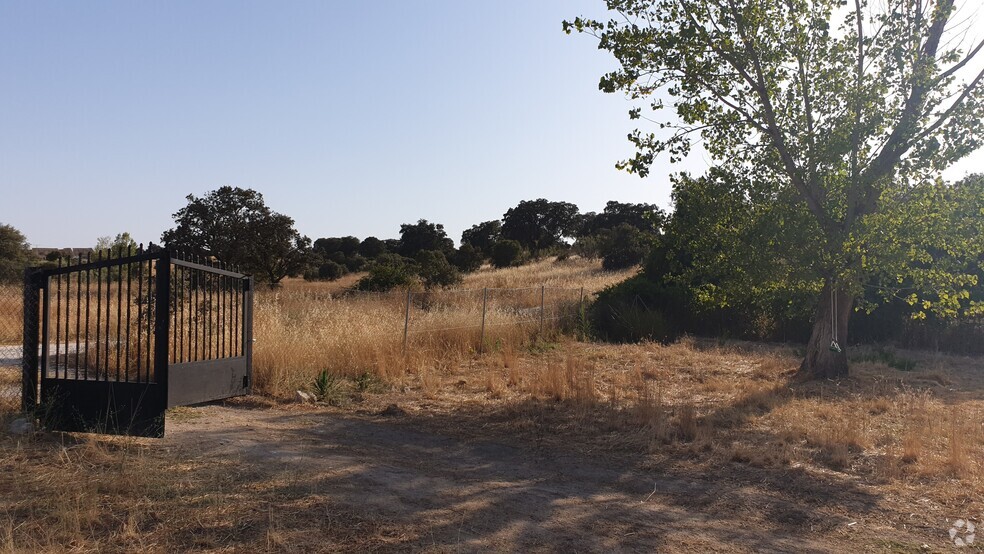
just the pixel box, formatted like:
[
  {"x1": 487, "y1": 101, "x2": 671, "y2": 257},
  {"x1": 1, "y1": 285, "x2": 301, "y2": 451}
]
[{"x1": 1, "y1": 338, "x2": 981, "y2": 551}]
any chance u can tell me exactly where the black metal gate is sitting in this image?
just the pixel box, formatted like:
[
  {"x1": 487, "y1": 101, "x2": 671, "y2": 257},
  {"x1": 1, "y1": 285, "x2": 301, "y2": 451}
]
[{"x1": 22, "y1": 246, "x2": 253, "y2": 437}]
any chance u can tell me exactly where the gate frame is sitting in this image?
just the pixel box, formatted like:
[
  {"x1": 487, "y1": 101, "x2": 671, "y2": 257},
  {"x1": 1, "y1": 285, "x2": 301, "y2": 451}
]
[{"x1": 21, "y1": 248, "x2": 254, "y2": 436}]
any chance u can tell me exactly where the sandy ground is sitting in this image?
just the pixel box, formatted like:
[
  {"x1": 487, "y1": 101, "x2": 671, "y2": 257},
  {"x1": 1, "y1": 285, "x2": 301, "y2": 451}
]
[{"x1": 160, "y1": 401, "x2": 947, "y2": 553}]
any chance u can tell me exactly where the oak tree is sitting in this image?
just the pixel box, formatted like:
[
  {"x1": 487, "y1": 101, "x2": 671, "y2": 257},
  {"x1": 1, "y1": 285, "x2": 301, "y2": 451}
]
[
  {"x1": 0, "y1": 223, "x2": 32, "y2": 283},
  {"x1": 501, "y1": 199, "x2": 580, "y2": 256},
  {"x1": 162, "y1": 187, "x2": 311, "y2": 286},
  {"x1": 567, "y1": 0, "x2": 984, "y2": 377}
]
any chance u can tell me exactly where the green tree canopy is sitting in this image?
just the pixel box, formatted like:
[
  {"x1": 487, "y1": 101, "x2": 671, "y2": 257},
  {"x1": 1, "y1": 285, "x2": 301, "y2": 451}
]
[
  {"x1": 0, "y1": 223, "x2": 32, "y2": 283},
  {"x1": 578, "y1": 201, "x2": 665, "y2": 237},
  {"x1": 501, "y1": 199, "x2": 580, "y2": 256},
  {"x1": 398, "y1": 219, "x2": 455, "y2": 258},
  {"x1": 313, "y1": 236, "x2": 361, "y2": 259},
  {"x1": 567, "y1": 0, "x2": 984, "y2": 377},
  {"x1": 162, "y1": 186, "x2": 311, "y2": 285},
  {"x1": 461, "y1": 220, "x2": 502, "y2": 256},
  {"x1": 453, "y1": 243, "x2": 485, "y2": 273},
  {"x1": 601, "y1": 223, "x2": 654, "y2": 270},
  {"x1": 491, "y1": 240, "x2": 525, "y2": 268},
  {"x1": 94, "y1": 232, "x2": 138, "y2": 258},
  {"x1": 358, "y1": 236, "x2": 388, "y2": 259},
  {"x1": 415, "y1": 250, "x2": 463, "y2": 290}
]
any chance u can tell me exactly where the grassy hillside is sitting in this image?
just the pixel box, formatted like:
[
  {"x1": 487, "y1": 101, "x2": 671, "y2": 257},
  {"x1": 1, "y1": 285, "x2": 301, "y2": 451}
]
[{"x1": 252, "y1": 257, "x2": 635, "y2": 396}]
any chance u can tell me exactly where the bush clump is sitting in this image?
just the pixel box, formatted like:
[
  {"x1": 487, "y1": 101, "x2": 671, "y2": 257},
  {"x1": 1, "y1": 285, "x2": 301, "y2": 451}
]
[
  {"x1": 318, "y1": 260, "x2": 348, "y2": 281},
  {"x1": 491, "y1": 240, "x2": 524, "y2": 268},
  {"x1": 452, "y1": 243, "x2": 484, "y2": 273},
  {"x1": 601, "y1": 224, "x2": 651, "y2": 270},
  {"x1": 415, "y1": 250, "x2": 462, "y2": 290},
  {"x1": 356, "y1": 254, "x2": 417, "y2": 292},
  {"x1": 589, "y1": 276, "x2": 691, "y2": 343}
]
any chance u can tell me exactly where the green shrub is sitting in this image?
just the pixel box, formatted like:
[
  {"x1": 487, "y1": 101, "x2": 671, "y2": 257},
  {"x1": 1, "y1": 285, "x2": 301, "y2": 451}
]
[
  {"x1": 354, "y1": 372, "x2": 380, "y2": 393},
  {"x1": 356, "y1": 255, "x2": 417, "y2": 292},
  {"x1": 452, "y1": 243, "x2": 484, "y2": 273},
  {"x1": 415, "y1": 250, "x2": 462, "y2": 290},
  {"x1": 318, "y1": 260, "x2": 348, "y2": 281},
  {"x1": 311, "y1": 370, "x2": 347, "y2": 405},
  {"x1": 343, "y1": 254, "x2": 367, "y2": 273},
  {"x1": 572, "y1": 235, "x2": 604, "y2": 259},
  {"x1": 601, "y1": 224, "x2": 650, "y2": 270},
  {"x1": 589, "y1": 276, "x2": 688, "y2": 343},
  {"x1": 490, "y1": 240, "x2": 524, "y2": 268}
]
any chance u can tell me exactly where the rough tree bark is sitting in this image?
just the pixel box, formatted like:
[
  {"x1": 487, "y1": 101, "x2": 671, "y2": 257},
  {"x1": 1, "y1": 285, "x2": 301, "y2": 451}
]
[{"x1": 799, "y1": 280, "x2": 854, "y2": 379}]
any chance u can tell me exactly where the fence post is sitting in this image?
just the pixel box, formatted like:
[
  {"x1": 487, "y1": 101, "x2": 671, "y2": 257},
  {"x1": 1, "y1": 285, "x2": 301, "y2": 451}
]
[
  {"x1": 479, "y1": 287, "x2": 488, "y2": 354},
  {"x1": 578, "y1": 286, "x2": 585, "y2": 338},
  {"x1": 539, "y1": 285, "x2": 545, "y2": 335},
  {"x1": 243, "y1": 275, "x2": 254, "y2": 392},
  {"x1": 153, "y1": 251, "x2": 171, "y2": 402},
  {"x1": 22, "y1": 268, "x2": 41, "y2": 412},
  {"x1": 402, "y1": 289, "x2": 412, "y2": 354}
]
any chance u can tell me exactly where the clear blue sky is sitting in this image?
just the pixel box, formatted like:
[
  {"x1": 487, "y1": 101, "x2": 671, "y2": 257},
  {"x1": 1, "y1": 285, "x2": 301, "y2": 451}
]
[
  {"x1": 3, "y1": 2, "x2": 979, "y2": 249},
  {"x1": 0, "y1": 1, "x2": 699, "y2": 248}
]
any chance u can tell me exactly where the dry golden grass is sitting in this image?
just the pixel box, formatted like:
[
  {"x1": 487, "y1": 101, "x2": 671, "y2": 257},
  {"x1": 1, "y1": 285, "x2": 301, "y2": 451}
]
[
  {"x1": 275, "y1": 256, "x2": 628, "y2": 296},
  {"x1": 0, "y1": 257, "x2": 631, "y2": 413},
  {"x1": 251, "y1": 257, "x2": 632, "y2": 396},
  {"x1": 0, "y1": 428, "x2": 414, "y2": 552},
  {"x1": 0, "y1": 284, "x2": 21, "y2": 344},
  {"x1": 3, "y1": 258, "x2": 982, "y2": 549},
  {"x1": 342, "y1": 337, "x2": 983, "y2": 522},
  {"x1": 0, "y1": 335, "x2": 982, "y2": 549}
]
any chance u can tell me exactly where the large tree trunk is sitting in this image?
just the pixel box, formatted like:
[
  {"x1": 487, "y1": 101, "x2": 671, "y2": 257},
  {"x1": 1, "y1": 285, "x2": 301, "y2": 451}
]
[{"x1": 799, "y1": 280, "x2": 853, "y2": 379}]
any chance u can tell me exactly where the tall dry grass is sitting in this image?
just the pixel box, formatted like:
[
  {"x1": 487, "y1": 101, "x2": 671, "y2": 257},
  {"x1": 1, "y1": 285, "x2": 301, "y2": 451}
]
[
  {"x1": 0, "y1": 258, "x2": 632, "y2": 402},
  {"x1": 252, "y1": 258, "x2": 633, "y2": 396},
  {"x1": 368, "y1": 337, "x2": 983, "y2": 514},
  {"x1": 0, "y1": 284, "x2": 22, "y2": 345}
]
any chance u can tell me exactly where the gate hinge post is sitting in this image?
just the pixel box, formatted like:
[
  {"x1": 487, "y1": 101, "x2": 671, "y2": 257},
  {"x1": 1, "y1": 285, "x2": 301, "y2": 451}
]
[
  {"x1": 153, "y1": 251, "x2": 171, "y2": 410},
  {"x1": 21, "y1": 267, "x2": 42, "y2": 413}
]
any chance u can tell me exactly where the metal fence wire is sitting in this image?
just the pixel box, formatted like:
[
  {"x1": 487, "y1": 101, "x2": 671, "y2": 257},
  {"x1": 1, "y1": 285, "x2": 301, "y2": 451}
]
[
  {"x1": 397, "y1": 285, "x2": 587, "y2": 352},
  {"x1": 1, "y1": 279, "x2": 589, "y2": 417},
  {"x1": 0, "y1": 282, "x2": 26, "y2": 415}
]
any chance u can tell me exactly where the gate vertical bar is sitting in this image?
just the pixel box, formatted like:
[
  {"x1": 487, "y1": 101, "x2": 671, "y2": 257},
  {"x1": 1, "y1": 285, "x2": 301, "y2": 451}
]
[
  {"x1": 40, "y1": 275, "x2": 49, "y2": 384},
  {"x1": 539, "y1": 285, "x2": 545, "y2": 335},
  {"x1": 578, "y1": 286, "x2": 585, "y2": 339},
  {"x1": 243, "y1": 276, "x2": 254, "y2": 391},
  {"x1": 22, "y1": 268, "x2": 41, "y2": 412},
  {"x1": 154, "y1": 252, "x2": 171, "y2": 398}
]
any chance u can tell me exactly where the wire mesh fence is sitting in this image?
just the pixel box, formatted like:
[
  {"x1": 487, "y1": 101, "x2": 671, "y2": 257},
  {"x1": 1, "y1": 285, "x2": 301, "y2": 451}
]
[
  {"x1": 402, "y1": 286, "x2": 586, "y2": 350},
  {"x1": 2, "y1": 279, "x2": 592, "y2": 413},
  {"x1": 264, "y1": 285, "x2": 589, "y2": 354},
  {"x1": 1, "y1": 283, "x2": 24, "y2": 415}
]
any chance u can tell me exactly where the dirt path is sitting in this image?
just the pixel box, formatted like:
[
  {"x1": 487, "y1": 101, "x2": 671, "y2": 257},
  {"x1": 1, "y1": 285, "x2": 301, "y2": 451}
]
[{"x1": 162, "y1": 404, "x2": 910, "y2": 553}]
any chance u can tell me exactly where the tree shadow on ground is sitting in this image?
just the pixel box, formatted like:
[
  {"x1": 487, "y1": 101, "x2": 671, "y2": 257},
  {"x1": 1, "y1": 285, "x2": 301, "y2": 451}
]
[
  {"x1": 196, "y1": 345, "x2": 984, "y2": 551},
  {"x1": 163, "y1": 392, "x2": 898, "y2": 553}
]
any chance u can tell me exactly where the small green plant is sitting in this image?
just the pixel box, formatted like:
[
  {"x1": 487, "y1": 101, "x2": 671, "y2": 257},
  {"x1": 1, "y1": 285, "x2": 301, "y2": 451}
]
[
  {"x1": 353, "y1": 372, "x2": 378, "y2": 393},
  {"x1": 575, "y1": 301, "x2": 591, "y2": 341},
  {"x1": 311, "y1": 370, "x2": 347, "y2": 405}
]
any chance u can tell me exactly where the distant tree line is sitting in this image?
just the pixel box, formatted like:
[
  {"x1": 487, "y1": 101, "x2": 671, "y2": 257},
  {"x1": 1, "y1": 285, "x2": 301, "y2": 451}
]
[
  {"x1": 307, "y1": 198, "x2": 666, "y2": 291},
  {"x1": 0, "y1": 188, "x2": 663, "y2": 291}
]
